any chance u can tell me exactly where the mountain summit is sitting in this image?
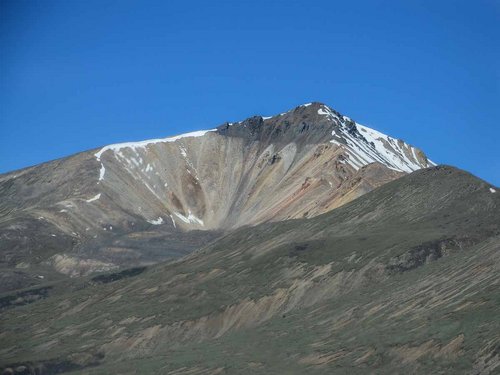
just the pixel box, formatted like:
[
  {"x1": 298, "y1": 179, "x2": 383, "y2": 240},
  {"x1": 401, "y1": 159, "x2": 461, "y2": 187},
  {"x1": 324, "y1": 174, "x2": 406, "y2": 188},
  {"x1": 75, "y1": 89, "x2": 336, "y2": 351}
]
[
  {"x1": 0, "y1": 103, "x2": 433, "y2": 289},
  {"x1": 220, "y1": 102, "x2": 434, "y2": 171}
]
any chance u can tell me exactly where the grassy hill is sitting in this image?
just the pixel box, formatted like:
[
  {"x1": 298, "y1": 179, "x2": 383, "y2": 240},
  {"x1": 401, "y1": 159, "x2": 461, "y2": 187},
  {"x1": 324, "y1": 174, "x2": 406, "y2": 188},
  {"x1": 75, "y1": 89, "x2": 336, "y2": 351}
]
[{"x1": 1, "y1": 166, "x2": 499, "y2": 374}]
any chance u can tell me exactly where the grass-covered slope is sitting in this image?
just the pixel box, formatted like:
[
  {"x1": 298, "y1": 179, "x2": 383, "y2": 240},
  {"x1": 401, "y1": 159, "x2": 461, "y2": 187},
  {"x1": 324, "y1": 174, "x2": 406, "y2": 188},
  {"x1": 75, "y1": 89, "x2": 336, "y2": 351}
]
[{"x1": 1, "y1": 166, "x2": 499, "y2": 374}]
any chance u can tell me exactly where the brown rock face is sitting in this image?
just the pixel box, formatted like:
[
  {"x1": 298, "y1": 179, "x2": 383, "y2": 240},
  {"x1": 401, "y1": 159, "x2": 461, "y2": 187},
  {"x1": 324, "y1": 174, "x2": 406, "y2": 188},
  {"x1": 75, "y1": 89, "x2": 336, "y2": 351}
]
[{"x1": 0, "y1": 102, "x2": 433, "y2": 286}]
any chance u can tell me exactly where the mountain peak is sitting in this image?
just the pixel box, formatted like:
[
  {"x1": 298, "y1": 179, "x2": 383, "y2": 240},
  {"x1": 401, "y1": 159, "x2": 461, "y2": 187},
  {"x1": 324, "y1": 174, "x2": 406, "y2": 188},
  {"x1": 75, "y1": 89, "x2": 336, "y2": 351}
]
[
  {"x1": 276, "y1": 102, "x2": 338, "y2": 119},
  {"x1": 215, "y1": 102, "x2": 434, "y2": 173},
  {"x1": 1, "y1": 101, "x2": 437, "y2": 293}
]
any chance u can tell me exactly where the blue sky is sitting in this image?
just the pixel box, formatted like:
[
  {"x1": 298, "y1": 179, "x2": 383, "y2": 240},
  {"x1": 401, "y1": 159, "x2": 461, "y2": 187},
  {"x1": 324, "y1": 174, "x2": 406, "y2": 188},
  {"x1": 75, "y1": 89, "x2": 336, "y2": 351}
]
[{"x1": 1, "y1": 0, "x2": 499, "y2": 185}]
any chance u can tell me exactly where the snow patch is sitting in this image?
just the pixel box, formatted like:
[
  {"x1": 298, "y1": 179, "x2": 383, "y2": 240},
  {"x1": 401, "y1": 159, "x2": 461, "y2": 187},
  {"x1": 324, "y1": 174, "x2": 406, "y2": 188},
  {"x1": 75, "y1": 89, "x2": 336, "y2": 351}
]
[
  {"x1": 329, "y1": 117, "x2": 434, "y2": 173},
  {"x1": 169, "y1": 214, "x2": 176, "y2": 228},
  {"x1": 86, "y1": 193, "x2": 101, "y2": 203},
  {"x1": 98, "y1": 163, "x2": 106, "y2": 181},
  {"x1": 354, "y1": 124, "x2": 421, "y2": 172},
  {"x1": 490, "y1": 188, "x2": 496, "y2": 193},
  {"x1": 94, "y1": 129, "x2": 214, "y2": 160},
  {"x1": 147, "y1": 217, "x2": 164, "y2": 225},
  {"x1": 174, "y1": 211, "x2": 204, "y2": 226},
  {"x1": 179, "y1": 146, "x2": 187, "y2": 157},
  {"x1": 94, "y1": 129, "x2": 212, "y2": 191}
]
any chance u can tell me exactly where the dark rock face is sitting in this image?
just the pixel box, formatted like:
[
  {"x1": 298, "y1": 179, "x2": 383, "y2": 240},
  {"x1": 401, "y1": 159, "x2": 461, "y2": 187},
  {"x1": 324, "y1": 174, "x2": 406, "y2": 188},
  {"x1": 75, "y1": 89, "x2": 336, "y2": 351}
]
[
  {"x1": 90, "y1": 266, "x2": 147, "y2": 284},
  {"x1": 0, "y1": 286, "x2": 53, "y2": 310},
  {"x1": 386, "y1": 237, "x2": 476, "y2": 273},
  {"x1": 216, "y1": 103, "x2": 337, "y2": 148},
  {"x1": 0, "y1": 352, "x2": 104, "y2": 375}
]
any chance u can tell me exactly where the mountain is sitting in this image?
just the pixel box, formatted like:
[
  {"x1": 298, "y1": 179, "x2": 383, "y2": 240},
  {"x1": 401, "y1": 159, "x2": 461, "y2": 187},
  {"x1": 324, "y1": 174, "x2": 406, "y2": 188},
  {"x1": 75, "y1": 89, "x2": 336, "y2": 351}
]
[
  {"x1": 1, "y1": 166, "x2": 498, "y2": 374},
  {"x1": 0, "y1": 102, "x2": 434, "y2": 291}
]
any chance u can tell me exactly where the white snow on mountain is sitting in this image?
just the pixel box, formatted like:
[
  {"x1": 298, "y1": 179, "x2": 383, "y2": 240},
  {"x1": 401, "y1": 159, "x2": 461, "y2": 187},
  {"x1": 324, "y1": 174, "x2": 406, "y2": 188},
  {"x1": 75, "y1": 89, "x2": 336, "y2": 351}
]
[
  {"x1": 95, "y1": 130, "x2": 214, "y2": 162},
  {"x1": 94, "y1": 129, "x2": 215, "y2": 181},
  {"x1": 147, "y1": 217, "x2": 164, "y2": 225},
  {"x1": 316, "y1": 104, "x2": 434, "y2": 172},
  {"x1": 85, "y1": 193, "x2": 101, "y2": 203},
  {"x1": 94, "y1": 104, "x2": 434, "y2": 182},
  {"x1": 98, "y1": 163, "x2": 106, "y2": 181},
  {"x1": 174, "y1": 211, "x2": 204, "y2": 226}
]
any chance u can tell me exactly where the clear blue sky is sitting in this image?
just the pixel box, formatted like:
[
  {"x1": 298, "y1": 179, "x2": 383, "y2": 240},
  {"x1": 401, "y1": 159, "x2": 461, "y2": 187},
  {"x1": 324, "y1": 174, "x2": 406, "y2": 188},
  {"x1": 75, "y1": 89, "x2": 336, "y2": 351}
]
[{"x1": 1, "y1": 0, "x2": 499, "y2": 185}]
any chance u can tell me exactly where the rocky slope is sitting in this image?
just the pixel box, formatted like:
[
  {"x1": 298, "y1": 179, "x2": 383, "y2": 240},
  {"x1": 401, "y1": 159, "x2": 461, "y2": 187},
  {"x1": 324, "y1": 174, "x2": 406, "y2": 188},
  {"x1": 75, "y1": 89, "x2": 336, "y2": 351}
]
[
  {"x1": 1, "y1": 166, "x2": 498, "y2": 374},
  {"x1": 0, "y1": 102, "x2": 434, "y2": 289}
]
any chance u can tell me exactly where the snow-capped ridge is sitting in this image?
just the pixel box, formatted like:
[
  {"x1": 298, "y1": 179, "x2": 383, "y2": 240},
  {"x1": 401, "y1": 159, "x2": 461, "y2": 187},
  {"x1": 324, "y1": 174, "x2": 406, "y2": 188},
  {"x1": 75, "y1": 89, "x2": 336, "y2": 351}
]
[
  {"x1": 95, "y1": 129, "x2": 215, "y2": 161},
  {"x1": 315, "y1": 103, "x2": 434, "y2": 173},
  {"x1": 94, "y1": 129, "x2": 215, "y2": 181},
  {"x1": 93, "y1": 102, "x2": 433, "y2": 179}
]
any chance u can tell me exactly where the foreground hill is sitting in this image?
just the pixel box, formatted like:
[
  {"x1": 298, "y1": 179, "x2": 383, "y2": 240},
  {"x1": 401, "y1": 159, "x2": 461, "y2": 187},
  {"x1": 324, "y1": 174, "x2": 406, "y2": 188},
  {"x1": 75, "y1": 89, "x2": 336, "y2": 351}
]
[
  {"x1": 1, "y1": 166, "x2": 498, "y2": 374},
  {"x1": 0, "y1": 103, "x2": 433, "y2": 291}
]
